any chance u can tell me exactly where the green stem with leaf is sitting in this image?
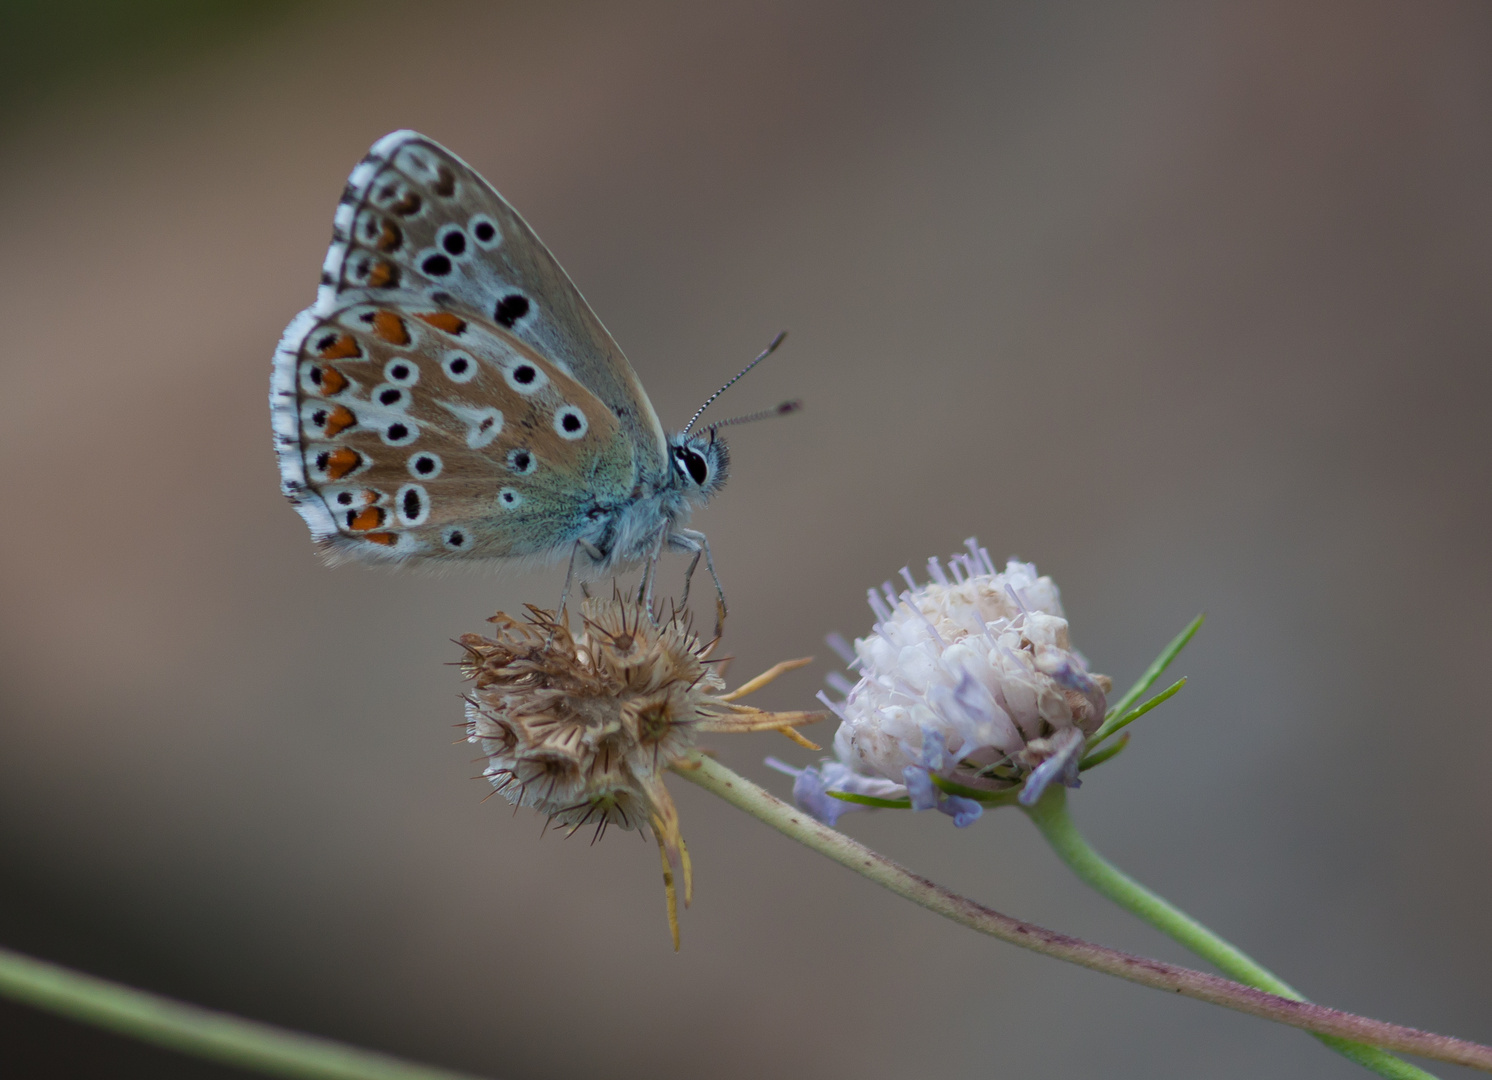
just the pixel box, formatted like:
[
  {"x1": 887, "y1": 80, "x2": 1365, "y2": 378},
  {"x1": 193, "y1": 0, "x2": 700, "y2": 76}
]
[
  {"x1": 1024, "y1": 787, "x2": 1439, "y2": 1080},
  {"x1": 1039, "y1": 613, "x2": 1435, "y2": 1078},
  {"x1": 814, "y1": 611, "x2": 1457, "y2": 1077},
  {"x1": 675, "y1": 755, "x2": 1491, "y2": 1071}
]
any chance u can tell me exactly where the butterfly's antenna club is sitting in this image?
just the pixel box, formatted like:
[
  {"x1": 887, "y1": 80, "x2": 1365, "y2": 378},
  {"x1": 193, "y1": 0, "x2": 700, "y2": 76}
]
[
  {"x1": 706, "y1": 400, "x2": 802, "y2": 436},
  {"x1": 681, "y1": 331, "x2": 787, "y2": 437}
]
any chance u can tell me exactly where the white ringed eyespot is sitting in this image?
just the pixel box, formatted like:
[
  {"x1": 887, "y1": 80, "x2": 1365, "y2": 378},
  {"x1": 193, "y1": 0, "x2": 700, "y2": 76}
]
[
  {"x1": 503, "y1": 360, "x2": 547, "y2": 395},
  {"x1": 469, "y1": 214, "x2": 502, "y2": 249},
  {"x1": 442, "y1": 351, "x2": 477, "y2": 383},
  {"x1": 384, "y1": 359, "x2": 419, "y2": 386},
  {"x1": 395, "y1": 484, "x2": 430, "y2": 526},
  {"x1": 553, "y1": 405, "x2": 588, "y2": 440},
  {"x1": 408, "y1": 452, "x2": 442, "y2": 479}
]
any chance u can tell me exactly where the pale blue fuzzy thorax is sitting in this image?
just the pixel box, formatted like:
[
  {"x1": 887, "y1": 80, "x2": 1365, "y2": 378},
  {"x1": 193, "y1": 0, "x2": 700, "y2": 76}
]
[{"x1": 576, "y1": 431, "x2": 728, "y2": 574}]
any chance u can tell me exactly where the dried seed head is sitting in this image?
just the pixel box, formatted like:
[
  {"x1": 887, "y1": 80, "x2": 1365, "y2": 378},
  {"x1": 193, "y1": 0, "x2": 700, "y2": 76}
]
[{"x1": 462, "y1": 596, "x2": 821, "y2": 946}]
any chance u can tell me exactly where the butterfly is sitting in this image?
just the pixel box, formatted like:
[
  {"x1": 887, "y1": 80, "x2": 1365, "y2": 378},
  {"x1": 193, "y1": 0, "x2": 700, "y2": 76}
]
[{"x1": 270, "y1": 130, "x2": 791, "y2": 623}]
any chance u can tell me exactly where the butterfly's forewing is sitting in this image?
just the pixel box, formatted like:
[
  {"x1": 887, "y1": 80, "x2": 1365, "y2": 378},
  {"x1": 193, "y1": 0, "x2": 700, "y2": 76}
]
[
  {"x1": 272, "y1": 131, "x2": 673, "y2": 565},
  {"x1": 274, "y1": 297, "x2": 636, "y2": 563},
  {"x1": 321, "y1": 131, "x2": 667, "y2": 469}
]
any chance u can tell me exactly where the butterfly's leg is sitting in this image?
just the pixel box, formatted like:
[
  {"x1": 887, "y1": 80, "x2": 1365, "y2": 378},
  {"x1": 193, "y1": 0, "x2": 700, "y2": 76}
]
[
  {"x1": 672, "y1": 529, "x2": 726, "y2": 637},
  {"x1": 558, "y1": 540, "x2": 604, "y2": 624},
  {"x1": 636, "y1": 548, "x2": 652, "y2": 607},
  {"x1": 667, "y1": 532, "x2": 704, "y2": 612},
  {"x1": 677, "y1": 546, "x2": 703, "y2": 611},
  {"x1": 640, "y1": 530, "x2": 667, "y2": 623},
  {"x1": 557, "y1": 542, "x2": 583, "y2": 624}
]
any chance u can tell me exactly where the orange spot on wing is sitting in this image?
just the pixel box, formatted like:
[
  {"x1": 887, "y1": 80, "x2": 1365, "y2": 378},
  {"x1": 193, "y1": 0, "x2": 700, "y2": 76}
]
[
  {"x1": 348, "y1": 506, "x2": 386, "y2": 531},
  {"x1": 363, "y1": 531, "x2": 399, "y2": 545},
  {"x1": 371, "y1": 310, "x2": 410, "y2": 345},
  {"x1": 323, "y1": 405, "x2": 356, "y2": 437},
  {"x1": 316, "y1": 366, "x2": 349, "y2": 395},
  {"x1": 367, "y1": 260, "x2": 399, "y2": 288},
  {"x1": 376, "y1": 220, "x2": 402, "y2": 252},
  {"x1": 390, "y1": 191, "x2": 422, "y2": 216},
  {"x1": 323, "y1": 447, "x2": 361, "y2": 479},
  {"x1": 318, "y1": 334, "x2": 361, "y2": 360},
  {"x1": 416, "y1": 311, "x2": 467, "y2": 335}
]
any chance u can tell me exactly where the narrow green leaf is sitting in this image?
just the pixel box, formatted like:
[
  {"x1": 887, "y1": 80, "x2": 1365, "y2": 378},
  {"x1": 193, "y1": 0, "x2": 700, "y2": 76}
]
[
  {"x1": 930, "y1": 773, "x2": 1025, "y2": 806},
  {"x1": 1091, "y1": 613, "x2": 1204, "y2": 744},
  {"x1": 1078, "y1": 732, "x2": 1130, "y2": 771},
  {"x1": 1086, "y1": 677, "x2": 1188, "y2": 757},
  {"x1": 1119, "y1": 677, "x2": 1185, "y2": 725},
  {"x1": 827, "y1": 791, "x2": 911, "y2": 808}
]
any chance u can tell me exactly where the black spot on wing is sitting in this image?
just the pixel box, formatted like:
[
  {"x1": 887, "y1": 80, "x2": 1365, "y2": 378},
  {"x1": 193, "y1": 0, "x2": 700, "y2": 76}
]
[{"x1": 494, "y1": 294, "x2": 529, "y2": 328}]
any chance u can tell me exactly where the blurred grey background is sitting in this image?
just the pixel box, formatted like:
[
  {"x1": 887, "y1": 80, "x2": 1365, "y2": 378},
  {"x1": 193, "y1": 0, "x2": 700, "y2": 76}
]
[{"x1": 1, "y1": 1, "x2": 1489, "y2": 1077}]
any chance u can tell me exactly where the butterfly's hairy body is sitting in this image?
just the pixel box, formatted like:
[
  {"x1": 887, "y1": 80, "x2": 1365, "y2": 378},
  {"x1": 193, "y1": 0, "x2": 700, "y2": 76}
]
[{"x1": 271, "y1": 131, "x2": 728, "y2": 583}]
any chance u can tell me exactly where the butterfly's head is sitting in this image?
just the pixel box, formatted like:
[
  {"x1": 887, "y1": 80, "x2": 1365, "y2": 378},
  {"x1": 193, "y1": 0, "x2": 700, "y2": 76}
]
[{"x1": 668, "y1": 432, "x2": 730, "y2": 502}]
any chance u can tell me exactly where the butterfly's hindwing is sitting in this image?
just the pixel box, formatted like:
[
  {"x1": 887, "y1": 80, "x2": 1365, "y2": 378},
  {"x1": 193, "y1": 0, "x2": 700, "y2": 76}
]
[
  {"x1": 320, "y1": 131, "x2": 667, "y2": 474},
  {"x1": 280, "y1": 297, "x2": 637, "y2": 564}
]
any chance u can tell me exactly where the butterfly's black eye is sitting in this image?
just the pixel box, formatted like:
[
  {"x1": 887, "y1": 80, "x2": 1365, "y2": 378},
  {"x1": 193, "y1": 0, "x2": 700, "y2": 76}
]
[
  {"x1": 421, "y1": 253, "x2": 452, "y2": 276},
  {"x1": 675, "y1": 447, "x2": 709, "y2": 486},
  {"x1": 441, "y1": 230, "x2": 466, "y2": 256},
  {"x1": 474, "y1": 221, "x2": 495, "y2": 242}
]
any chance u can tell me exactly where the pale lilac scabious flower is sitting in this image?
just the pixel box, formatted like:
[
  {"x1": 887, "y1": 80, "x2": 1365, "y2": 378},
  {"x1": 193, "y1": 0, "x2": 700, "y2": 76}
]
[{"x1": 775, "y1": 540, "x2": 1111, "y2": 827}]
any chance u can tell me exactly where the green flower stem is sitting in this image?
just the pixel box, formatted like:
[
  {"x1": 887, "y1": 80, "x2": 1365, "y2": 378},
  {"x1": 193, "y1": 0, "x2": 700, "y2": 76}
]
[
  {"x1": 0, "y1": 945, "x2": 490, "y2": 1080},
  {"x1": 1023, "y1": 787, "x2": 1438, "y2": 1080},
  {"x1": 675, "y1": 755, "x2": 1492, "y2": 1073}
]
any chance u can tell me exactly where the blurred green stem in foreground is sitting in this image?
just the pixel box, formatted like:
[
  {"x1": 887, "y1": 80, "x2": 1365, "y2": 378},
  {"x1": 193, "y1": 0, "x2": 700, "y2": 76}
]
[
  {"x1": 0, "y1": 945, "x2": 489, "y2": 1080},
  {"x1": 1, "y1": 760, "x2": 1487, "y2": 1078},
  {"x1": 1023, "y1": 786, "x2": 1440, "y2": 1080}
]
